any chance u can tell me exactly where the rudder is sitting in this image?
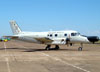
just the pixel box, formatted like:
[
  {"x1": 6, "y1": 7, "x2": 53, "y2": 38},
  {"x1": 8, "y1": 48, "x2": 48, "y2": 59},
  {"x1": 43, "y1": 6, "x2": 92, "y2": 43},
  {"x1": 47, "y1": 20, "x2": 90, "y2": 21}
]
[{"x1": 9, "y1": 20, "x2": 22, "y2": 35}]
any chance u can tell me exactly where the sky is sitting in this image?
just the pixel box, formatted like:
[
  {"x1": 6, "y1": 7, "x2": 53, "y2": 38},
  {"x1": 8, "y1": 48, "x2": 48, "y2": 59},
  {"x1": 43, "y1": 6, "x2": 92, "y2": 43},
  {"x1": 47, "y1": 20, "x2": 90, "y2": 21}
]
[{"x1": 0, "y1": 0, "x2": 100, "y2": 37}]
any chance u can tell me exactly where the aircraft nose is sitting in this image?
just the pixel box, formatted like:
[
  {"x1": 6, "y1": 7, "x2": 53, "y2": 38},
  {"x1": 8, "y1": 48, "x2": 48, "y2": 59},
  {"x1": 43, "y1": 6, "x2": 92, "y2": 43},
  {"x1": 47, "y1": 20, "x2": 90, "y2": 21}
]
[{"x1": 87, "y1": 36, "x2": 99, "y2": 43}]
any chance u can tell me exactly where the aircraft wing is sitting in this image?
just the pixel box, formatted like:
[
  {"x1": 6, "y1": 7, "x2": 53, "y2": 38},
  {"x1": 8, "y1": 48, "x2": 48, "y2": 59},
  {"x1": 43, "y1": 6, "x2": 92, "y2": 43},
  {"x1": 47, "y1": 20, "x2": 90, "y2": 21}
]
[
  {"x1": 3, "y1": 36, "x2": 19, "y2": 39},
  {"x1": 34, "y1": 37, "x2": 53, "y2": 44}
]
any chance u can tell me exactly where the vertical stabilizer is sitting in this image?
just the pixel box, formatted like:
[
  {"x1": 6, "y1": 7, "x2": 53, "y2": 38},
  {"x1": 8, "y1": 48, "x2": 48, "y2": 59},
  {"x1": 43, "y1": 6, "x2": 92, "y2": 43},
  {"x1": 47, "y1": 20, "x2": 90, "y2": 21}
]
[{"x1": 9, "y1": 20, "x2": 22, "y2": 35}]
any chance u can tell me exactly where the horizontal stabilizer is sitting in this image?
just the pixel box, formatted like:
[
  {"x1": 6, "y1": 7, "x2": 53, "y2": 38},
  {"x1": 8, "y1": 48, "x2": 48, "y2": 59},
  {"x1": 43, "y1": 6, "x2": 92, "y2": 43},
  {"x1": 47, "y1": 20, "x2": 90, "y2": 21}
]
[{"x1": 3, "y1": 36, "x2": 19, "y2": 39}]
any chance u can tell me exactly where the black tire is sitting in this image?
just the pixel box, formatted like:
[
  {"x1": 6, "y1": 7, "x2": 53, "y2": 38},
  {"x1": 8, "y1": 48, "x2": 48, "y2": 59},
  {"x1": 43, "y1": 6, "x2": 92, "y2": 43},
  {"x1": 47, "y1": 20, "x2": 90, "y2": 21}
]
[
  {"x1": 78, "y1": 47, "x2": 82, "y2": 51},
  {"x1": 46, "y1": 47, "x2": 50, "y2": 50},
  {"x1": 55, "y1": 45, "x2": 59, "y2": 50},
  {"x1": 45, "y1": 45, "x2": 51, "y2": 50}
]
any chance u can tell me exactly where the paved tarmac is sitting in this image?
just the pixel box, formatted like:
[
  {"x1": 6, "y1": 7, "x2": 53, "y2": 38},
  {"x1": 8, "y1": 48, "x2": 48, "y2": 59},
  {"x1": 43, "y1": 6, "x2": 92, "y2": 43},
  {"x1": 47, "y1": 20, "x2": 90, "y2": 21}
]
[{"x1": 0, "y1": 41, "x2": 100, "y2": 72}]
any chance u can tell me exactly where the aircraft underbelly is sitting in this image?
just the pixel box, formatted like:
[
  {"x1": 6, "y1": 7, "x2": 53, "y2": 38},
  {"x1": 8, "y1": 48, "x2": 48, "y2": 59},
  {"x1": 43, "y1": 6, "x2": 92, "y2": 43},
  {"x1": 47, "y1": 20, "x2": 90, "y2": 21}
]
[
  {"x1": 50, "y1": 38, "x2": 66, "y2": 45},
  {"x1": 51, "y1": 41, "x2": 66, "y2": 45},
  {"x1": 18, "y1": 37, "x2": 40, "y2": 43}
]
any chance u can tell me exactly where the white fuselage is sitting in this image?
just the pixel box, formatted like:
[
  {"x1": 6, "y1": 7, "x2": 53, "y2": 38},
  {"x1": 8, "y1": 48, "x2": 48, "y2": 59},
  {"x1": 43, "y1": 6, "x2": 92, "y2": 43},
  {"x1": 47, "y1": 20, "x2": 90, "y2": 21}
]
[{"x1": 14, "y1": 30, "x2": 90, "y2": 45}]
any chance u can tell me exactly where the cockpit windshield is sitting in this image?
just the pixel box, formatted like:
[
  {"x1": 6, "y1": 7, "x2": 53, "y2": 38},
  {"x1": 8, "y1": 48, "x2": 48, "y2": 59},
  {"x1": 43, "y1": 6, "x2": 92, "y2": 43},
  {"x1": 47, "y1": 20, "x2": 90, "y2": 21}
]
[{"x1": 71, "y1": 32, "x2": 80, "y2": 36}]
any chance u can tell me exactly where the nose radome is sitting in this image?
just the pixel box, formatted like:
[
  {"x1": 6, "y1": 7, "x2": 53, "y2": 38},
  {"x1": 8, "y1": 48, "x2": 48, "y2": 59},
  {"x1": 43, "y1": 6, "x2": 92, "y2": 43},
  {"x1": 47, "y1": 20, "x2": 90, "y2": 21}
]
[{"x1": 87, "y1": 36, "x2": 99, "y2": 43}]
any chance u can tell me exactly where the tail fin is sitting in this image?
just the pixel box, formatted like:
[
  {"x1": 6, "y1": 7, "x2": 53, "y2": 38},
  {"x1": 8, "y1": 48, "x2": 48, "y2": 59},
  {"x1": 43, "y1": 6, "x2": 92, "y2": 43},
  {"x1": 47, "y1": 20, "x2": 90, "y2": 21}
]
[{"x1": 9, "y1": 20, "x2": 22, "y2": 35}]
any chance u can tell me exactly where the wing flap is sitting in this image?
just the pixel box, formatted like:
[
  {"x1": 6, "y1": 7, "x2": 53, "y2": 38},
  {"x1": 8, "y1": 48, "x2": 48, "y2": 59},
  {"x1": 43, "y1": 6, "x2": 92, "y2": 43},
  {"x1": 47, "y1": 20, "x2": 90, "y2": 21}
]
[{"x1": 35, "y1": 37, "x2": 53, "y2": 44}]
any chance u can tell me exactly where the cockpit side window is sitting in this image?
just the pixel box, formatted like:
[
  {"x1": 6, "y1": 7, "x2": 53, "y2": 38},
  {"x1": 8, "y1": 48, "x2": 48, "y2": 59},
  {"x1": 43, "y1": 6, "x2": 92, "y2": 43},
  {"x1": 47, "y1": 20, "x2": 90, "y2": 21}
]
[
  {"x1": 71, "y1": 33, "x2": 75, "y2": 36},
  {"x1": 71, "y1": 33, "x2": 80, "y2": 36}
]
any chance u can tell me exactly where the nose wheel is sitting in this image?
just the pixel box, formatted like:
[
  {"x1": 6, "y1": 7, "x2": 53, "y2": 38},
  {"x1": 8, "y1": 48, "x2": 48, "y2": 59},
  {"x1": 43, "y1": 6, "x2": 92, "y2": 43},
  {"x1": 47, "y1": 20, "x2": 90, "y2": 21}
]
[
  {"x1": 78, "y1": 43, "x2": 83, "y2": 51},
  {"x1": 78, "y1": 47, "x2": 83, "y2": 51}
]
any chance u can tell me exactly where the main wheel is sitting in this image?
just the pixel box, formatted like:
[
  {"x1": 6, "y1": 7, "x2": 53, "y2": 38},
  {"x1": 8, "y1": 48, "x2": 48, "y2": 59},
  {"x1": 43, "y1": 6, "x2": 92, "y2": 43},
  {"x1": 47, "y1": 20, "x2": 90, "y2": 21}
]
[
  {"x1": 46, "y1": 47, "x2": 50, "y2": 50},
  {"x1": 55, "y1": 45, "x2": 60, "y2": 50},
  {"x1": 45, "y1": 45, "x2": 51, "y2": 50}
]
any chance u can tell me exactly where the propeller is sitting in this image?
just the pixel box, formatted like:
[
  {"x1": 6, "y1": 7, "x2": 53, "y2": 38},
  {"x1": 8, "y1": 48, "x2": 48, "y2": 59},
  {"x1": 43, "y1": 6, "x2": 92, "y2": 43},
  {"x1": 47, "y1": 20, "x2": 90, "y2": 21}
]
[{"x1": 87, "y1": 36, "x2": 99, "y2": 44}]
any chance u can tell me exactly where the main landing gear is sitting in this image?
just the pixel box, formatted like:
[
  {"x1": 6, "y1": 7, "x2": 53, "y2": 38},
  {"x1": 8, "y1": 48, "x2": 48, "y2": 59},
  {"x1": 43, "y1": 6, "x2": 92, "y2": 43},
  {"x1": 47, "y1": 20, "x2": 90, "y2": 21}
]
[
  {"x1": 45, "y1": 45, "x2": 60, "y2": 50},
  {"x1": 45, "y1": 44, "x2": 83, "y2": 51},
  {"x1": 78, "y1": 43, "x2": 83, "y2": 51}
]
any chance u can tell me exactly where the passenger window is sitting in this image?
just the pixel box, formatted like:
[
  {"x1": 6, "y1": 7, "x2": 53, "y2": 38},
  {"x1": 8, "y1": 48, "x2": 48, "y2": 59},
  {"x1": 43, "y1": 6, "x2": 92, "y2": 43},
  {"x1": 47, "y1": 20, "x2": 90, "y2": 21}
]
[
  {"x1": 50, "y1": 34, "x2": 52, "y2": 37},
  {"x1": 64, "y1": 34, "x2": 67, "y2": 36},
  {"x1": 55, "y1": 34, "x2": 58, "y2": 37}
]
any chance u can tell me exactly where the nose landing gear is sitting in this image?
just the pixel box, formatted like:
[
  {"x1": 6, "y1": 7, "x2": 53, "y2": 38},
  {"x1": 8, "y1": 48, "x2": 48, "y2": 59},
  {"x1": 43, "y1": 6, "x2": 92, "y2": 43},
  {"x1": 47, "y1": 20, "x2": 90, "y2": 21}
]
[
  {"x1": 78, "y1": 47, "x2": 82, "y2": 51},
  {"x1": 78, "y1": 43, "x2": 83, "y2": 51}
]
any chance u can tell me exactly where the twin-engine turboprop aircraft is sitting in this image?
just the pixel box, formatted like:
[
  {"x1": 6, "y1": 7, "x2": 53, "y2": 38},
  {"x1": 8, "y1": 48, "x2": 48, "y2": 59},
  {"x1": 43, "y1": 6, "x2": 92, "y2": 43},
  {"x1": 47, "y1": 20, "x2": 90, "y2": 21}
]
[{"x1": 4, "y1": 20, "x2": 99, "y2": 51}]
